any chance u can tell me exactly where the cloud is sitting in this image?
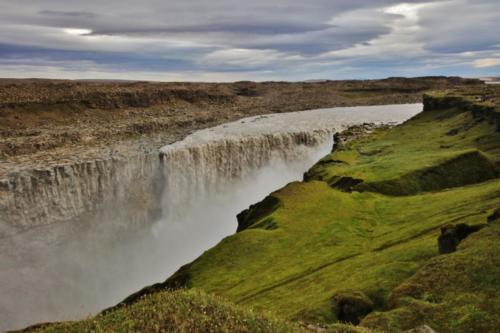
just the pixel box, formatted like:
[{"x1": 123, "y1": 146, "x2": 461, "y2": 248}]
[
  {"x1": 0, "y1": 0, "x2": 498, "y2": 80},
  {"x1": 322, "y1": 2, "x2": 433, "y2": 60},
  {"x1": 199, "y1": 48, "x2": 303, "y2": 68},
  {"x1": 473, "y1": 58, "x2": 500, "y2": 68}
]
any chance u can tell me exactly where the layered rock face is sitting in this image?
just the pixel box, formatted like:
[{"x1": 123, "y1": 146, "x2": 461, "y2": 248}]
[
  {"x1": 0, "y1": 153, "x2": 164, "y2": 238},
  {"x1": 2, "y1": 154, "x2": 159, "y2": 227}
]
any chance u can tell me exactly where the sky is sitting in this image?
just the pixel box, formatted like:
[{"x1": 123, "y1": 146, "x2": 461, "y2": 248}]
[{"x1": 0, "y1": 0, "x2": 499, "y2": 81}]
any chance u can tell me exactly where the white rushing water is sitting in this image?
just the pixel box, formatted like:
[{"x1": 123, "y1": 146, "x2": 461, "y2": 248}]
[{"x1": 0, "y1": 104, "x2": 421, "y2": 332}]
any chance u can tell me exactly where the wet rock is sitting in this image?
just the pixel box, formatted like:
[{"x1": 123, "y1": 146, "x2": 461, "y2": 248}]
[
  {"x1": 403, "y1": 325, "x2": 436, "y2": 333},
  {"x1": 332, "y1": 290, "x2": 374, "y2": 324},
  {"x1": 438, "y1": 223, "x2": 486, "y2": 254}
]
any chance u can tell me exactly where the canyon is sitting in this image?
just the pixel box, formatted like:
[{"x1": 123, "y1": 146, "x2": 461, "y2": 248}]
[
  {"x1": 0, "y1": 77, "x2": 491, "y2": 332},
  {"x1": 0, "y1": 100, "x2": 421, "y2": 331}
]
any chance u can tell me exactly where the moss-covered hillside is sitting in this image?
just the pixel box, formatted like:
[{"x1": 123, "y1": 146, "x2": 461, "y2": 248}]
[{"x1": 22, "y1": 89, "x2": 500, "y2": 333}]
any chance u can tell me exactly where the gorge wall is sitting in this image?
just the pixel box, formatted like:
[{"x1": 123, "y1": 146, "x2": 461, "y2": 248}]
[{"x1": 0, "y1": 153, "x2": 162, "y2": 233}]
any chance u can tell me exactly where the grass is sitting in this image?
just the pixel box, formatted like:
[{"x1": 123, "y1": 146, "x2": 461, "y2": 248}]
[
  {"x1": 180, "y1": 180, "x2": 498, "y2": 324},
  {"x1": 18, "y1": 289, "x2": 372, "y2": 333},
  {"x1": 306, "y1": 106, "x2": 499, "y2": 194},
  {"x1": 18, "y1": 289, "x2": 304, "y2": 333},
  {"x1": 362, "y1": 223, "x2": 500, "y2": 333}
]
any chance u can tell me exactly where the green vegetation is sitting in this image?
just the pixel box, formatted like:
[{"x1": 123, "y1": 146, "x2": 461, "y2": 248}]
[
  {"x1": 362, "y1": 223, "x2": 500, "y2": 332},
  {"x1": 19, "y1": 289, "x2": 371, "y2": 333},
  {"x1": 306, "y1": 101, "x2": 499, "y2": 195},
  {"x1": 22, "y1": 89, "x2": 500, "y2": 332}
]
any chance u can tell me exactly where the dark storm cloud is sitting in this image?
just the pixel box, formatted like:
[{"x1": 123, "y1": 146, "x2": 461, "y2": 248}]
[{"x1": 0, "y1": 0, "x2": 498, "y2": 80}]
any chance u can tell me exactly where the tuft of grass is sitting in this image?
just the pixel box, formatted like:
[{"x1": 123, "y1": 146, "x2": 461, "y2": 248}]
[{"x1": 17, "y1": 289, "x2": 305, "y2": 333}]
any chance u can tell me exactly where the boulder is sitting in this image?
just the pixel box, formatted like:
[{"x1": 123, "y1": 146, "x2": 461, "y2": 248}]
[{"x1": 332, "y1": 290, "x2": 374, "y2": 324}]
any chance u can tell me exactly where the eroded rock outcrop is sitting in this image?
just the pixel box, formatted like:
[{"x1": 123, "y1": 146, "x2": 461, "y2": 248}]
[{"x1": 423, "y1": 92, "x2": 500, "y2": 131}]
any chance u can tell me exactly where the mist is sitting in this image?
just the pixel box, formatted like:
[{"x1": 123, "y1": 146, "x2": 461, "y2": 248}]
[{"x1": 0, "y1": 132, "x2": 332, "y2": 332}]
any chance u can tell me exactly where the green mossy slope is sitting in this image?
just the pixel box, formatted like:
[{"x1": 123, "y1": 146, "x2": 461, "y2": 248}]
[
  {"x1": 361, "y1": 223, "x2": 500, "y2": 333},
  {"x1": 306, "y1": 104, "x2": 499, "y2": 195},
  {"x1": 156, "y1": 93, "x2": 499, "y2": 331}
]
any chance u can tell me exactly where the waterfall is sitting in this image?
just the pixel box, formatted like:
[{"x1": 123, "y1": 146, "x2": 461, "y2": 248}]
[
  {"x1": 159, "y1": 129, "x2": 332, "y2": 221},
  {"x1": 0, "y1": 104, "x2": 422, "y2": 331},
  {"x1": 0, "y1": 154, "x2": 163, "y2": 236}
]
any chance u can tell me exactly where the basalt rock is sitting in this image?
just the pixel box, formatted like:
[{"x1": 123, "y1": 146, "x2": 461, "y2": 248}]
[
  {"x1": 237, "y1": 195, "x2": 281, "y2": 232},
  {"x1": 329, "y1": 176, "x2": 364, "y2": 192},
  {"x1": 438, "y1": 223, "x2": 486, "y2": 254},
  {"x1": 332, "y1": 123, "x2": 378, "y2": 152}
]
